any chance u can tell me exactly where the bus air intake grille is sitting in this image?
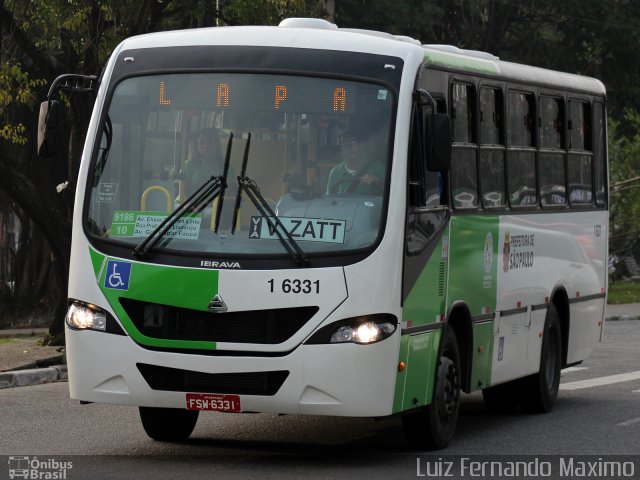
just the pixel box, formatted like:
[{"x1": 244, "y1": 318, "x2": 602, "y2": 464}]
[
  {"x1": 119, "y1": 298, "x2": 318, "y2": 344},
  {"x1": 136, "y1": 363, "x2": 289, "y2": 396}
]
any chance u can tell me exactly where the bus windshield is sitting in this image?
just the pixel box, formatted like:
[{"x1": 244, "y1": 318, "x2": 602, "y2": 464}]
[{"x1": 86, "y1": 73, "x2": 394, "y2": 258}]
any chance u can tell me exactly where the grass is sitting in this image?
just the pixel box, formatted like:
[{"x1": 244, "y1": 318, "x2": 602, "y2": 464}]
[
  {"x1": 0, "y1": 338, "x2": 17, "y2": 345},
  {"x1": 607, "y1": 280, "x2": 640, "y2": 304}
]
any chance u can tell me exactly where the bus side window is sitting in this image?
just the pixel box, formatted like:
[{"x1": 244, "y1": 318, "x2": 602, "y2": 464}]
[
  {"x1": 593, "y1": 102, "x2": 606, "y2": 207},
  {"x1": 450, "y1": 83, "x2": 478, "y2": 209},
  {"x1": 568, "y1": 100, "x2": 593, "y2": 206},
  {"x1": 507, "y1": 91, "x2": 537, "y2": 207},
  {"x1": 539, "y1": 96, "x2": 566, "y2": 207},
  {"x1": 479, "y1": 87, "x2": 506, "y2": 208},
  {"x1": 409, "y1": 100, "x2": 444, "y2": 207}
]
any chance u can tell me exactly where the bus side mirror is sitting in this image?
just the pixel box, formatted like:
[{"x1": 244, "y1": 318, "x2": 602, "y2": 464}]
[
  {"x1": 37, "y1": 100, "x2": 61, "y2": 158},
  {"x1": 425, "y1": 113, "x2": 451, "y2": 172}
]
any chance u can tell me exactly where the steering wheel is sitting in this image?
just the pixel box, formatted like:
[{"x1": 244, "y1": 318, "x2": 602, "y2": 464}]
[{"x1": 329, "y1": 177, "x2": 383, "y2": 194}]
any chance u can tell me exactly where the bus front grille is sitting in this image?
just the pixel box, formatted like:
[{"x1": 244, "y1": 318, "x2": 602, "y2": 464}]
[
  {"x1": 120, "y1": 298, "x2": 318, "y2": 344},
  {"x1": 137, "y1": 363, "x2": 289, "y2": 396}
]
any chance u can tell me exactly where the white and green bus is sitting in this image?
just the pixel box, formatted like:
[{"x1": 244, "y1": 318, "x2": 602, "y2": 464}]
[{"x1": 39, "y1": 18, "x2": 608, "y2": 449}]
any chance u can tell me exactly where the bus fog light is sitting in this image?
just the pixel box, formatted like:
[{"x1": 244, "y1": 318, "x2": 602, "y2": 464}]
[{"x1": 66, "y1": 303, "x2": 107, "y2": 331}]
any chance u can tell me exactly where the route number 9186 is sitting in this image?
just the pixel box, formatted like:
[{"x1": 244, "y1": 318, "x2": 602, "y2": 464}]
[{"x1": 268, "y1": 278, "x2": 320, "y2": 294}]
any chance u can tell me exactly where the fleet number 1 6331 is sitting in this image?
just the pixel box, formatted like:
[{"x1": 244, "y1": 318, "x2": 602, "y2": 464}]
[{"x1": 268, "y1": 278, "x2": 320, "y2": 294}]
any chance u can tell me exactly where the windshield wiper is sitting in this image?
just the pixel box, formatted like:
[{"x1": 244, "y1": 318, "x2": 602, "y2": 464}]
[
  {"x1": 132, "y1": 134, "x2": 234, "y2": 259},
  {"x1": 213, "y1": 131, "x2": 234, "y2": 233},
  {"x1": 232, "y1": 132, "x2": 309, "y2": 267}
]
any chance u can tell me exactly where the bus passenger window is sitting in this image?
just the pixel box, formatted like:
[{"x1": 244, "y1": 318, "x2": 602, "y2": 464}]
[
  {"x1": 507, "y1": 92, "x2": 535, "y2": 147},
  {"x1": 539, "y1": 97, "x2": 566, "y2": 207},
  {"x1": 507, "y1": 91, "x2": 536, "y2": 206},
  {"x1": 593, "y1": 102, "x2": 606, "y2": 207},
  {"x1": 568, "y1": 155, "x2": 593, "y2": 204},
  {"x1": 480, "y1": 88, "x2": 503, "y2": 145},
  {"x1": 508, "y1": 152, "x2": 537, "y2": 206},
  {"x1": 569, "y1": 101, "x2": 591, "y2": 151},
  {"x1": 540, "y1": 153, "x2": 566, "y2": 206},
  {"x1": 540, "y1": 97, "x2": 564, "y2": 149},
  {"x1": 451, "y1": 149, "x2": 478, "y2": 208},
  {"x1": 451, "y1": 83, "x2": 476, "y2": 143},
  {"x1": 451, "y1": 83, "x2": 478, "y2": 209},
  {"x1": 479, "y1": 88, "x2": 505, "y2": 208}
]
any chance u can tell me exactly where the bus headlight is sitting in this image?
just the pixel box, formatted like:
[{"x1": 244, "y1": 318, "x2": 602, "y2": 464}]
[
  {"x1": 66, "y1": 302, "x2": 107, "y2": 331},
  {"x1": 329, "y1": 320, "x2": 396, "y2": 344},
  {"x1": 304, "y1": 314, "x2": 397, "y2": 345}
]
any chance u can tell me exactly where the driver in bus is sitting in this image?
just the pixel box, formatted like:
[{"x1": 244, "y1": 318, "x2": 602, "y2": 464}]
[{"x1": 326, "y1": 129, "x2": 385, "y2": 194}]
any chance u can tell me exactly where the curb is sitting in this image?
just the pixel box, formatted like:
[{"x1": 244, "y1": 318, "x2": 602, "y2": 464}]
[{"x1": 0, "y1": 365, "x2": 67, "y2": 389}]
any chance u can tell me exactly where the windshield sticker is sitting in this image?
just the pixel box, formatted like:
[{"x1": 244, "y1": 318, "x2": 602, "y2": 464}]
[
  {"x1": 249, "y1": 216, "x2": 346, "y2": 244},
  {"x1": 111, "y1": 211, "x2": 202, "y2": 240},
  {"x1": 96, "y1": 183, "x2": 118, "y2": 203}
]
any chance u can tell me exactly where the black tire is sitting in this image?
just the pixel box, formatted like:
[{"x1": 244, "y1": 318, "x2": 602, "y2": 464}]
[
  {"x1": 139, "y1": 406, "x2": 199, "y2": 441},
  {"x1": 482, "y1": 380, "x2": 521, "y2": 413},
  {"x1": 520, "y1": 304, "x2": 562, "y2": 413},
  {"x1": 402, "y1": 327, "x2": 461, "y2": 450}
]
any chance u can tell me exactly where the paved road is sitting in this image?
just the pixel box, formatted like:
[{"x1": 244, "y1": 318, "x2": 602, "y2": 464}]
[{"x1": 1, "y1": 320, "x2": 639, "y2": 479}]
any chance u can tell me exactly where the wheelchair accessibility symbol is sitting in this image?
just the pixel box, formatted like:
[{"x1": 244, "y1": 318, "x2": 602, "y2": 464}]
[{"x1": 104, "y1": 260, "x2": 131, "y2": 290}]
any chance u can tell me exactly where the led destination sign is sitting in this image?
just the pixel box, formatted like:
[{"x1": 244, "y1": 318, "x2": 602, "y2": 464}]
[{"x1": 141, "y1": 74, "x2": 389, "y2": 114}]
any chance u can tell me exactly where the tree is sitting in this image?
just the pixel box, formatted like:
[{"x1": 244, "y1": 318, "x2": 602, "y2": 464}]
[{"x1": 608, "y1": 112, "x2": 640, "y2": 258}]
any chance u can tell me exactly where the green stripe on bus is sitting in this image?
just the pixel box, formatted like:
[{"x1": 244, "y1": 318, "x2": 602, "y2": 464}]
[
  {"x1": 95, "y1": 253, "x2": 219, "y2": 350},
  {"x1": 392, "y1": 329, "x2": 441, "y2": 413},
  {"x1": 448, "y1": 216, "x2": 499, "y2": 317},
  {"x1": 394, "y1": 231, "x2": 449, "y2": 413},
  {"x1": 471, "y1": 321, "x2": 494, "y2": 391}
]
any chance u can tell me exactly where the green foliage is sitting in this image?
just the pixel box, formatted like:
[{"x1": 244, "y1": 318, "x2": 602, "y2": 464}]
[
  {"x1": 608, "y1": 112, "x2": 640, "y2": 256},
  {"x1": 0, "y1": 63, "x2": 45, "y2": 144},
  {"x1": 219, "y1": 0, "x2": 325, "y2": 26}
]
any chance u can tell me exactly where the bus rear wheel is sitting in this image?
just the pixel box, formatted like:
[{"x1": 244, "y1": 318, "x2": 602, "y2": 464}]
[
  {"x1": 139, "y1": 406, "x2": 199, "y2": 441},
  {"x1": 520, "y1": 304, "x2": 562, "y2": 413},
  {"x1": 402, "y1": 327, "x2": 461, "y2": 450}
]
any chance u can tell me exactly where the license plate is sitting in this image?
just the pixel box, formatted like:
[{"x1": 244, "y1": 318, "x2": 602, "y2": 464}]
[{"x1": 186, "y1": 393, "x2": 241, "y2": 412}]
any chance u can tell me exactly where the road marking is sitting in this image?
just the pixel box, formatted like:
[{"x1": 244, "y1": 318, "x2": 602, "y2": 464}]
[
  {"x1": 560, "y1": 370, "x2": 640, "y2": 391},
  {"x1": 618, "y1": 417, "x2": 640, "y2": 427},
  {"x1": 561, "y1": 367, "x2": 588, "y2": 374}
]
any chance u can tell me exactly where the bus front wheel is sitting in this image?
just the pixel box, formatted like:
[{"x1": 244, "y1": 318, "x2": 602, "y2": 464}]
[
  {"x1": 402, "y1": 327, "x2": 461, "y2": 450},
  {"x1": 139, "y1": 406, "x2": 199, "y2": 441},
  {"x1": 520, "y1": 304, "x2": 562, "y2": 413}
]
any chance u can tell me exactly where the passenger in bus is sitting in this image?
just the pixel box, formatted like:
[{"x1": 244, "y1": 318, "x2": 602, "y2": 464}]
[
  {"x1": 182, "y1": 128, "x2": 235, "y2": 195},
  {"x1": 326, "y1": 129, "x2": 385, "y2": 194}
]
